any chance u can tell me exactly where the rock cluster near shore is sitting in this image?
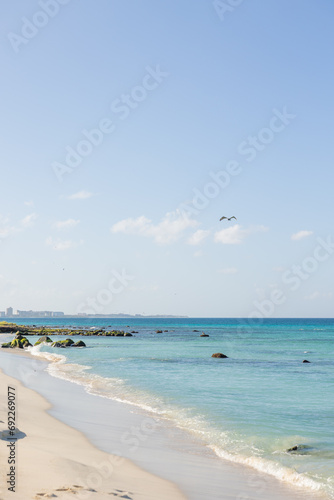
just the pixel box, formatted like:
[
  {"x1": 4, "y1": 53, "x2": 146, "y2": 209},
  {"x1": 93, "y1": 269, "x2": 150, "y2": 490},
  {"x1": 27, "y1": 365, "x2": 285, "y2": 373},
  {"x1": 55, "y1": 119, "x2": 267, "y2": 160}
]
[
  {"x1": 1, "y1": 333, "x2": 32, "y2": 349},
  {"x1": 0, "y1": 323, "x2": 314, "y2": 363},
  {"x1": 1, "y1": 332, "x2": 88, "y2": 349},
  {"x1": 51, "y1": 339, "x2": 86, "y2": 348},
  {"x1": 0, "y1": 322, "x2": 133, "y2": 349},
  {"x1": 0, "y1": 322, "x2": 133, "y2": 337}
]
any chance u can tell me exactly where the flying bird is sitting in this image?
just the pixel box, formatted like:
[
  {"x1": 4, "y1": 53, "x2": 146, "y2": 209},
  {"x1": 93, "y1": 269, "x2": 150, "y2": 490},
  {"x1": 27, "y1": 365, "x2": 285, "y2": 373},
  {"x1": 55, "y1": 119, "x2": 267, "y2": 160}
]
[{"x1": 220, "y1": 216, "x2": 237, "y2": 221}]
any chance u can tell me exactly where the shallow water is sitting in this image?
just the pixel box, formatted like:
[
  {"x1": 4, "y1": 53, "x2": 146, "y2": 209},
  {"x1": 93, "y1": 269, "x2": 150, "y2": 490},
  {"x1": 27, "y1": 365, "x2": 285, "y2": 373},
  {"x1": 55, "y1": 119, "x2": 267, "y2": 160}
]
[{"x1": 12, "y1": 317, "x2": 334, "y2": 498}]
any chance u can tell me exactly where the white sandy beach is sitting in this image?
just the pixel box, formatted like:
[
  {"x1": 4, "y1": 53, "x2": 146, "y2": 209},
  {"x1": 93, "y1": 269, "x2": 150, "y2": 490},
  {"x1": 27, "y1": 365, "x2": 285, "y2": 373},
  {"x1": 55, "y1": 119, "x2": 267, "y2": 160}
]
[
  {"x1": 0, "y1": 349, "x2": 330, "y2": 500},
  {"x1": 0, "y1": 366, "x2": 187, "y2": 500}
]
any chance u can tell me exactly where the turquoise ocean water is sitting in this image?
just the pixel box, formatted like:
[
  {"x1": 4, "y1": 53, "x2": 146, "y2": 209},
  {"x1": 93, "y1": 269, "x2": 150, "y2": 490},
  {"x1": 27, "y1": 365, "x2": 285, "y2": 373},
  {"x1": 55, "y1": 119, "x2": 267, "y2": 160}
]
[{"x1": 12, "y1": 317, "x2": 334, "y2": 498}]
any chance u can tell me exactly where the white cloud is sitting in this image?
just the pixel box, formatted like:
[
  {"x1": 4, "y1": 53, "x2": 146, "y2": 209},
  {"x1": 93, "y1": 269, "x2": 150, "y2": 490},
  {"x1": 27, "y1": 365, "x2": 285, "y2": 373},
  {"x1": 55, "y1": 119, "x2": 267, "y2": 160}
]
[
  {"x1": 67, "y1": 190, "x2": 93, "y2": 200},
  {"x1": 304, "y1": 291, "x2": 333, "y2": 301},
  {"x1": 55, "y1": 219, "x2": 80, "y2": 230},
  {"x1": 112, "y1": 215, "x2": 150, "y2": 234},
  {"x1": 218, "y1": 267, "x2": 238, "y2": 274},
  {"x1": 46, "y1": 237, "x2": 83, "y2": 251},
  {"x1": 24, "y1": 201, "x2": 34, "y2": 207},
  {"x1": 214, "y1": 224, "x2": 268, "y2": 245},
  {"x1": 0, "y1": 213, "x2": 37, "y2": 240},
  {"x1": 21, "y1": 213, "x2": 37, "y2": 228},
  {"x1": 187, "y1": 229, "x2": 210, "y2": 246},
  {"x1": 291, "y1": 230, "x2": 313, "y2": 241},
  {"x1": 111, "y1": 211, "x2": 198, "y2": 245},
  {"x1": 304, "y1": 291, "x2": 320, "y2": 301}
]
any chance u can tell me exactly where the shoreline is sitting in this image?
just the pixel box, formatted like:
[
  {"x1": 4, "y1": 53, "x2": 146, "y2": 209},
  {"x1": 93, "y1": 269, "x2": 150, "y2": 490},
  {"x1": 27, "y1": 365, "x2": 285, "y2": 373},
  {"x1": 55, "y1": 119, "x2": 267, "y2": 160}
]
[
  {"x1": 0, "y1": 364, "x2": 187, "y2": 500},
  {"x1": 0, "y1": 348, "x2": 330, "y2": 500}
]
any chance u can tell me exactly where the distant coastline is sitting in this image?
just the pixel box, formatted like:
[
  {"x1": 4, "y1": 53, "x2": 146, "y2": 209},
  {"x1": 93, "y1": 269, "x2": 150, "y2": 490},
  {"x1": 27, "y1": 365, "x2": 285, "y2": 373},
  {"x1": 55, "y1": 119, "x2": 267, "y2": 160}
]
[
  {"x1": 1, "y1": 313, "x2": 188, "y2": 319},
  {"x1": 0, "y1": 306, "x2": 185, "y2": 319}
]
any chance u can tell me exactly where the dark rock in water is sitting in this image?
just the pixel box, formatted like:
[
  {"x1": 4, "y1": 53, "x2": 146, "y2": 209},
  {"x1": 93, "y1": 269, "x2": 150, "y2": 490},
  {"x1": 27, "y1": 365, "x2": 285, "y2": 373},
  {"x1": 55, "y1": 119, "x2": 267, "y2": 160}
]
[
  {"x1": 287, "y1": 444, "x2": 314, "y2": 454},
  {"x1": 303, "y1": 359, "x2": 311, "y2": 363},
  {"x1": 34, "y1": 336, "x2": 53, "y2": 346},
  {"x1": 193, "y1": 330, "x2": 199, "y2": 332},
  {"x1": 200, "y1": 333, "x2": 209, "y2": 337},
  {"x1": 72, "y1": 340, "x2": 86, "y2": 347},
  {"x1": 61, "y1": 338, "x2": 75, "y2": 346},
  {"x1": 164, "y1": 330, "x2": 168, "y2": 332},
  {"x1": 211, "y1": 353, "x2": 228, "y2": 358},
  {"x1": 156, "y1": 330, "x2": 163, "y2": 333},
  {"x1": 52, "y1": 342, "x2": 66, "y2": 348},
  {"x1": 52, "y1": 338, "x2": 74, "y2": 347},
  {"x1": 124, "y1": 333, "x2": 133, "y2": 337}
]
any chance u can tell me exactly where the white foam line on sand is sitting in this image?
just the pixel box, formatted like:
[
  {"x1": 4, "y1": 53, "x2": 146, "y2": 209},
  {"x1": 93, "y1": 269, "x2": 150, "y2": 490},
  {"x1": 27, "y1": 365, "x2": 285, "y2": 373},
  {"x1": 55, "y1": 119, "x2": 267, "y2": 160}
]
[
  {"x1": 0, "y1": 348, "x2": 330, "y2": 500},
  {"x1": 0, "y1": 366, "x2": 186, "y2": 500}
]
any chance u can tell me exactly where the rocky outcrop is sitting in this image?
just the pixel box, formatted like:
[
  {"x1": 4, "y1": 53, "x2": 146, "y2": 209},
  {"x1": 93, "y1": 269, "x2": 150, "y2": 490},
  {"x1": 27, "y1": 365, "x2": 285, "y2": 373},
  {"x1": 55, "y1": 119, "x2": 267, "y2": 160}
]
[
  {"x1": 51, "y1": 338, "x2": 87, "y2": 347},
  {"x1": 0, "y1": 322, "x2": 134, "y2": 337},
  {"x1": 287, "y1": 444, "x2": 313, "y2": 453},
  {"x1": 200, "y1": 333, "x2": 209, "y2": 337},
  {"x1": 303, "y1": 359, "x2": 311, "y2": 363},
  {"x1": 211, "y1": 353, "x2": 228, "y2": 358},
  {"x1": 1, "y1": 336, "x2": 32, "y2": 349},
  {"x1": 72, "y1": 340, "x2": 86, "y2": 347},
  {"x1": 34, "y1": 336, "x2": 53, "y2": 346},
  {"x1": 52, "y1": 338, "x2": 75, "y2": 347},
  {"x1": 52, "y1": 342, "x2": 66, "y2": 348},
  {"x1": 0, "y1": 323, "x2": 29, "y2": 334}
]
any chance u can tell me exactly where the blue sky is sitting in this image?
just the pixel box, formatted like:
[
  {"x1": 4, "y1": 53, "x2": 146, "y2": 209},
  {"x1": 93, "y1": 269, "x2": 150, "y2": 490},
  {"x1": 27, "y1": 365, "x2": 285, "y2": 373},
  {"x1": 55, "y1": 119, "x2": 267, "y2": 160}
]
[{"x1": 1, "y1": 0, "x2": 333, "y2": 317}]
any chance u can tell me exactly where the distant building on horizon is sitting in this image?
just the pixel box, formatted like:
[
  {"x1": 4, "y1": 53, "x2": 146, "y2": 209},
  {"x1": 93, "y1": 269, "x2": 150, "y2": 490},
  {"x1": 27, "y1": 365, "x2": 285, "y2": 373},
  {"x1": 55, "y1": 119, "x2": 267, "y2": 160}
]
[
  {"x1": 51, "y1": 312, "x2": 65, "y2": 317},
  {"x1": 6, "y1": 307, "x2": 13, "y2": 317},
  {"x1": 10, "y1": 309, "x2": 65, "y2": 318}
]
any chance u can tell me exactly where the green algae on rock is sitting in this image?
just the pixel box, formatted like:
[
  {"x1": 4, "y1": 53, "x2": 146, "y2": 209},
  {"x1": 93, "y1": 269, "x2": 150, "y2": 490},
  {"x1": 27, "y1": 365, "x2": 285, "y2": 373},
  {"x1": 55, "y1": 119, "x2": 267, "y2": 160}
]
[
  {"x1": 51, "y1": 338, "x2": 75, "y2": 347},
  {"x1": 34, "y1": 336, "x2": 53, "y2": 346},
  {"x1": 72, "y1": 340, "x2": 86, "y2": 347},
  {"x1": 1, "y1": 335, "x2": 32, "y2": 349}
]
